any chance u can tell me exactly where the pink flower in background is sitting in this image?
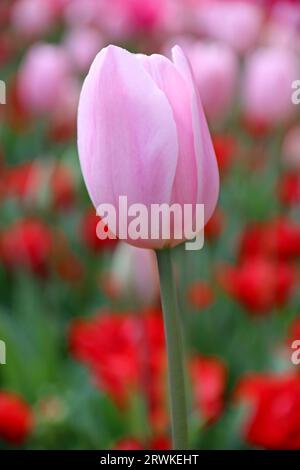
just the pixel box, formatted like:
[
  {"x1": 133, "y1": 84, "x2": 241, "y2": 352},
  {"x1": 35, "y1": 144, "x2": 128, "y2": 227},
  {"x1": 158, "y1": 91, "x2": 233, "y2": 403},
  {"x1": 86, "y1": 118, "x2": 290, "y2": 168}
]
[
  {"x1": 242, "y1": 47, "x2": 298, "y2": 126},
  {"x1": 115, "y1": 0, "x2": 167, "y2": 33},
  {"x1": 105, "y1": 242, "x2": 159, "y2": 306},
  {"x1": 17, "y1": 43, "x2": 73, "y2": 115},
  {"x1": 63, "y1": 27, "x2": 103, "y2": 72},
  {"x1": 63, "y1": 0, "x2": 101, "y2": 28},
  {"x1": 263, "y1": 21, "x2": 299, "y2": 53},
  {"x1": 188, "y1": 42, "x2": 238, "y2": 120},
  {"x1": 77, "y1": 45, "x2": 219, "y2": 248},
  {"x1": 10, "y1": 0, "x2": 56, "y2": 39},
  {"x1": 271, "y1": 1, "x2": 300, "y2": 32},
  {"x1": 196, "y1": 1, "x2": 263, "y2": 54}
]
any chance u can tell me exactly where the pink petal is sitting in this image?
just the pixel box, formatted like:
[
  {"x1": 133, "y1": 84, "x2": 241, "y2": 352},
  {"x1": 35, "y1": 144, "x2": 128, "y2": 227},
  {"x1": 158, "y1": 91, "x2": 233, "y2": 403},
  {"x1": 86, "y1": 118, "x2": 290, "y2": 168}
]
[{"x1": 172, "y1": 45, "x2": 219, "y2": 225}]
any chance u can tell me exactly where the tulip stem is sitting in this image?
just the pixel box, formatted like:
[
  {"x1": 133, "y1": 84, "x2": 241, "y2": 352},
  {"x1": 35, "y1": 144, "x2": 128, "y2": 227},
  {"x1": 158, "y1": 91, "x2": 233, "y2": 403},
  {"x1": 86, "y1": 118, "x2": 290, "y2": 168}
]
[{"x1": 156, "y1": 248, "x2": 188, "y2": 450}]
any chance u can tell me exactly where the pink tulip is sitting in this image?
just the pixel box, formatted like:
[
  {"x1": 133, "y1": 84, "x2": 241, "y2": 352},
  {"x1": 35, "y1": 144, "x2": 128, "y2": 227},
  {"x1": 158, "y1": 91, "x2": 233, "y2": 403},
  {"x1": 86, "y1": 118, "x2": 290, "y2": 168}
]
[
  {"x1": 17, "y1": 43, "x2": 73, "y2": 115},
  {"x1": 265, "y1": 2, "x2": 300, "y2": 54},
  {"x1": 242, "y1": 47, "x2": 298, "y2": 126},
  {"x1": 271, "y1": 1, "x2": 300, "y2": 31},
  {"x1": 64, "y1": 28, "x2": 103, "y2": 72},
  {"x1": 94, "y1": 0, "x2": 169, "y2": 41},
  {"x1": 77, "y1": 45, "x2": 219, "y2": 249},
  {"x1": 107, "y1": 243, "x2": 159, "y2": 306},
  {"x1": 11, "y1": 0, "x2": 56, "y2": 38},
  {"x1": 119, "y1": 0, "x2": 167, "y2": 33},
  {"x1": 188, "y1": 41, "x2": 238, "y2": 121},
  {"x1": 195, "y1": 1, "x2": 263, "y2": 54},
  {"x1": 63, "y1": 0, "x2": 101, "y2": 28}
]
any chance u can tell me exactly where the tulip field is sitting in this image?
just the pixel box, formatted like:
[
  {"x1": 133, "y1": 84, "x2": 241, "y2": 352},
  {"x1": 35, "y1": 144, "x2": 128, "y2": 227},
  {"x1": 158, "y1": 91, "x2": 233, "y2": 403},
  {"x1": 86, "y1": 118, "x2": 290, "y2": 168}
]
[{"x1": 0, "y1": 0, "x2": 300, "y2": 452}]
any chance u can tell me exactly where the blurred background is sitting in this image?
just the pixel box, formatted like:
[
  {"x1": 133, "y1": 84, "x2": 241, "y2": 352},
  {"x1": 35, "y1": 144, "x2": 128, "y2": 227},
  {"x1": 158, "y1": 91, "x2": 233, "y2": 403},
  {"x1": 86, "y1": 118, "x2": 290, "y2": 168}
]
[{"x1": 0, "y1": 0, "x2": 300, "y2": 450}]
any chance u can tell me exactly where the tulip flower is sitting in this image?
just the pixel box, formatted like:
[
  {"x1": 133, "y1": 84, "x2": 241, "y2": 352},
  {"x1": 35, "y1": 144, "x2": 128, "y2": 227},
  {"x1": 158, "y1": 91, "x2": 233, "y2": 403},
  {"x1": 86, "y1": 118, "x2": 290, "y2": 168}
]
[
  {"x1": 77, "y1": 45, "x2": 219, "y2": 249},
  {"x1": 106, "y1": 242, "x2": 159, "y2": 306},
  {"x1": 0, "y1": 392, "x2": 33, "y2": 445},
  {"x1": 63, "y1": 27, "x2": 103, "y2": 72},
  {"x1": 188, "y1": 41, "x2": 238, "y2": 120},
  {"x1": 77, "y1": 44, "x2": 219, "y2": 450},
  {"x1": 196, "y1": 1, "x2": 263, "y2": 54},
  {"x1": 242, "y1": 47, "x2": 298, "y2": 126},
  {"x1": 11, "y1": 0, "x2": 55, "y2": 39},
  {"x1": 235, "y1": 373, "x2": 300, "y2": 449},
  {"x1": 17, "y1": 43, "x2": 73, "y2": 115}
]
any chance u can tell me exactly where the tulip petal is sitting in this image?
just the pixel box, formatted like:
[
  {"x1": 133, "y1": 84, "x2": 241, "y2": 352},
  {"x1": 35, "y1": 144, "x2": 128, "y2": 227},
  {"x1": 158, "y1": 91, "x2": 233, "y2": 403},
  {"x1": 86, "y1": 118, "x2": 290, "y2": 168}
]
[
  {"x1": 138, "y1": 53, "x2": 198, "y2": 205},
  {"x1": 78, "y1": 45, "x2": 178, "y2": 213},
  {"x1": 172, "y1": 46, "x2": 219, "y2": 224}
]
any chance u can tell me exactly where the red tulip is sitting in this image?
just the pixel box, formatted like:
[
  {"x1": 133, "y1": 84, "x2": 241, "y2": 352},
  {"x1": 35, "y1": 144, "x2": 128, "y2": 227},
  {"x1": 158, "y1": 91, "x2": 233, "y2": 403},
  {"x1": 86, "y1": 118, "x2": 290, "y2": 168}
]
[
  {"x1": 236, "y1": 373, "x2": 300, "y2": 449},
  {"x1": 0, "y1": 392, "x2": 33, "y2": 445}
]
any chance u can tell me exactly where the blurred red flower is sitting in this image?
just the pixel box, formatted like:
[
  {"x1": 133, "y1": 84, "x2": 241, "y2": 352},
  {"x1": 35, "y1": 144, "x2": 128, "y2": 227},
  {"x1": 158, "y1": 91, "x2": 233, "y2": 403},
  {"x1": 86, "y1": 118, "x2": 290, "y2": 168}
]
[
  {"x1": 287, "y1": 316, "x2": 300, "y2": 346},
  {"x1": 205, "y1": 209, "x2": 224, "y2": 241},
  {"x1": 0, "y1": 219, "x2": 52, "y2": 276},
  {"x1": 239, "y1": 223, "x2": 267, "y2": 261},
  {"x1": 80, "y1": 208, "x2": 118, "y2": 252},
  {"x1": 265, "y1": 219, "x2": 300, "y2": 259},
  {"x1": 69, "y1": 312, "x2": 139, "y2": 405},
  {"x1": 148, "y1": 435, "x2": 171, "y2": 450},
  {"x1": 187, "y1": 281, "x2": 215, "y2": 310},
  {"x1": 113, "y1": 435, "x2": 170, "y2": 450},
  {"x1": 0, "y1": 392, "x2": 33, "y2": 445},
  {"x1": 5, "y1": 162, "x2": 75, "y2": 210},
  {"x1": 239, "y1": 219, "x2": 300, "y2": 260},
  {"x1": 213, "y1": 134, "x2": 236, "y2": 174},
  {"x1": 190, "y1": 356, "x2": 226, "y2": 423},
  {"x1": 5, "y1": 161, "x2": 40, "y2": 200},
  {"x1": 50, "y1": 165, "x2": 75, "y2": 210},
  {"x1": 279, "y1": 172, "x2": 300, "y2": 206},
  {"x1": 236, "y1": 373, "x2": 300, "y2": 449},
  {"x1": 69, "y1": 308, "x2": 166, "y2": 432},
  {"x1": 113, "y1": 438, "x2": 144, "y2": 450},
  {"x1": 70, "y1": 310, "x2": 230, "y2": 431},
  {"x1": 218, "y1": 257, "x2": 295, "y2": 313}
]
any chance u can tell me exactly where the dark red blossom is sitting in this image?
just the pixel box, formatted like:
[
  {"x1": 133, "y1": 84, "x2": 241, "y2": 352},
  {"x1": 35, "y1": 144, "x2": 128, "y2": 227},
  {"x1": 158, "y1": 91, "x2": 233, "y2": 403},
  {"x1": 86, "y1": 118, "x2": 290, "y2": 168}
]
[
  {"x1": 0, "y1": 219, "x2": 52, "y2": 276},
  {"x1": 113, "y1": 435, "x2": 170, "y2": 450},
  {"x1": 190, "y1": 356, "x2": 226, "y2": 423},
  {"x1": 213, "y1": 135, "x2": 236, "y2": 173},
  {"x1": 239, "y1": 219, "x2": 300, "y2": 260},
  {"x1": 69, "y1": 308, "x2": 166, "y2": 427},
  {"x1": 187, "y1": 281, "x2": 215, "y2": 310},
  {"x1": 0, "y1": 392, "x2": 33, "y2": 445},
  {"x1": 279, "y1": 172, "x2": 300, "y2": 206},
  {"x1": 113, "y1": 438, "x2": 144, "y2": 450},
  {"x1": 80, "y1": 208, "x2": 118, "y2": 252},
  {"x1": 287, "y1": 317, "x2": 300, "y2": 346},
  {"x1": 205, "y1": 209, "x2": 224, "y2": 241},
  {"x1": 5, "y1": 162, "x2": 75, "y2": 210},
  {"x1": 218, "y1": 258, "x2": 295, "y2": 313},
  {"x1": 236, "y1": 373, "x2": 300, "y2": 449}
]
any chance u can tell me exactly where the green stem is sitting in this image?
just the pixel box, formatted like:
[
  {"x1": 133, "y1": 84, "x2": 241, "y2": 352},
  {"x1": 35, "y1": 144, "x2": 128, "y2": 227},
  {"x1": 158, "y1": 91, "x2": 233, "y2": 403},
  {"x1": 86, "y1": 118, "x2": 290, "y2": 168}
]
[{"x1": 156, "y1": 248, "x2": 189, "y2": 450}]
